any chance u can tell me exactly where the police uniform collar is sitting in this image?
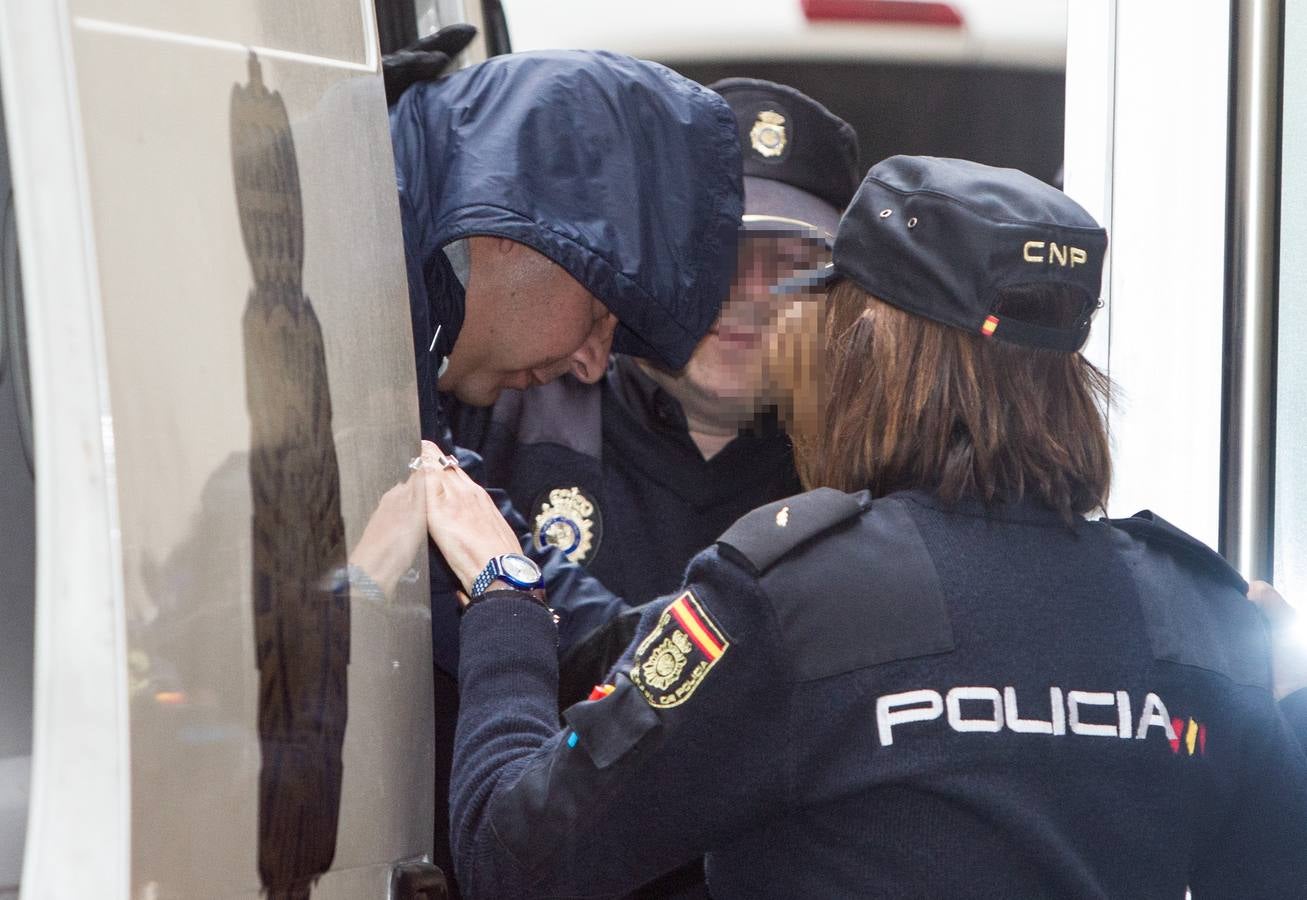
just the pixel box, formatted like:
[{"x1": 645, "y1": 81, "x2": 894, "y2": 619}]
[
  {"x1": 610, "y1": 354, "x2": 691, "y2": 434},
  {"x1": 896, "y1": 489, "x2": 1082, "y2": 527},
  {"x1": 602, "y1": 358, "x2": 798, "y2": 506},
  {"x1": 610, "y1": 355, "x2": 790, "y2": 445}
]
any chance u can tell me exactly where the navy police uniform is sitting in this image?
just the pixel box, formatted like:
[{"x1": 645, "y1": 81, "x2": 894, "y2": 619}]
[
  {"x1": 451, "y1": 488, "x2": 1307, "y2": 897},
  {"x1": 453, "y1": 357, "x2": 801, "y2": 610},
  {"x1": 447, "y1": 157, "x2": 1307, "y2": 897}
]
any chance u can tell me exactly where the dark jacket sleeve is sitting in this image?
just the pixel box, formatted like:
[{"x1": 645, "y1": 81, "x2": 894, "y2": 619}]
[
  {"x1": 450, "y1": 548, "x2": 793, "y2": 899},
  {"x1": 1189, "y1": 685, "x2": 1307, "y2": 896}
]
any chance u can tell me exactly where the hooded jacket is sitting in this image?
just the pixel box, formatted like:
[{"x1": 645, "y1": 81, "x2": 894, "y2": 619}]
[
  {"x1": 387, "y1": 48, "x2": 746, "y2": 671},
  {"x1": 389, "y1": 49, "x2": 743, "y2": 406}
]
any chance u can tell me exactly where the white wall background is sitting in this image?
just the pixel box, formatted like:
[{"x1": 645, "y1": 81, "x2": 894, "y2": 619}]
[
  {"x1": 1274, "y1": 0, "x2": 1307, "y2": 599},
  {"x1": 1064, "y1": 0, "x2": 1230, "y2": 546}
]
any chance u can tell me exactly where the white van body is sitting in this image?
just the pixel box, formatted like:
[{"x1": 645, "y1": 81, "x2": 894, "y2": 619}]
[
  {"x1": 0, "y1": 1, "x2": 450, "y2": 896},
  {"x1": 501, "y1": 0, "x2": 1066, "y2": 68},
  {"x1": 503, "y1": 0, "x2": 1069, "y2": 187}
]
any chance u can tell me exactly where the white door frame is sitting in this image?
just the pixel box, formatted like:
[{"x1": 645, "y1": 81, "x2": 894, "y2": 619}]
[{"x1": 0, "y1": 1, "x2": 131, "y2": 897}]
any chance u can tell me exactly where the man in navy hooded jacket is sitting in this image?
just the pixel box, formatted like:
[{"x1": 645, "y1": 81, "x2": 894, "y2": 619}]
[
  {"x1": 390, "y1": 50, "x2": 741, "y2": 669},
  {"x1": 388, "y1": 49, "x2": 742, "y2": 894}
]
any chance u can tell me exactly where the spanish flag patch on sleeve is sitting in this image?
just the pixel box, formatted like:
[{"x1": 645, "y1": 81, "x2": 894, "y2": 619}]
[{"x1": 630, "y1": 590, "x2": 730, "y2": 708}]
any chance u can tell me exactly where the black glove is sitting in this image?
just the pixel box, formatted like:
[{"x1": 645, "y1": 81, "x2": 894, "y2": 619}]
[{"x1": 383, "y1": 23, "x2": 479, "y2": 106}]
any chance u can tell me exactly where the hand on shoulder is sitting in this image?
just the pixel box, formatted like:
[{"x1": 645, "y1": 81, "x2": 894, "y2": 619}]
[{"x1": 1248, "y1": 581, "x2": 1307, "y2": 701}]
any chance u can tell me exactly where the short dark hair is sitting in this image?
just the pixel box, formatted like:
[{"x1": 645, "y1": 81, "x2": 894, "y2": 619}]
[{"x1": 797, "y1": 280, "x2": 1113, "y2": 522}]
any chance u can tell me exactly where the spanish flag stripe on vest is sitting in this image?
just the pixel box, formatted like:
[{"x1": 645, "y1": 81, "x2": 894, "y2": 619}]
[{"x1": 670, "y1": 593, "x2": 724, "y2": 660}]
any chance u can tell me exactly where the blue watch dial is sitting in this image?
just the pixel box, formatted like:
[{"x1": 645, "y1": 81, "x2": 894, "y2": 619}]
[
  {"x1": 472, "y1": 554, "x2": 543, "y2": 596},
  {"x1": 499, "y1": 553, "x2": 542, "y2": 587}
]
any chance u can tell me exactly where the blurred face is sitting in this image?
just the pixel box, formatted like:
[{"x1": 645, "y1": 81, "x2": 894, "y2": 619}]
[
  {"x1": 643, "y1": 230, "x2": 830, "y2": 429},
  {"x1": 439, "y1": 237, "x2": 618, "y2": 406},
  {"x1": 764, "y1": 291, "x2": 829, "y2": 447}
]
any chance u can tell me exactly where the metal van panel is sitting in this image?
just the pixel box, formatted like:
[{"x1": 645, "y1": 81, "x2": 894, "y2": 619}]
[
  {"x1": 71, "y1": 0, "x2": 376, "y2": 69},
  {"x1": 64, "y1": 17, "x2": 432, "y2": 897},
  {"x1": 5, "y1": 0, "x2": 430, "y2": 896}
]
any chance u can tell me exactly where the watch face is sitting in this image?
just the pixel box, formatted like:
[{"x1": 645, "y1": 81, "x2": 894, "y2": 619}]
[{"x1": 501, "y1": 554, "x2": 541, "y2": 585}]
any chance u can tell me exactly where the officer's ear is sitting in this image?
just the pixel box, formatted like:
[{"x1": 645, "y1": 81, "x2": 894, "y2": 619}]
[{"x1": 570, "y1": 307, "x2": 618, "y2": 385}]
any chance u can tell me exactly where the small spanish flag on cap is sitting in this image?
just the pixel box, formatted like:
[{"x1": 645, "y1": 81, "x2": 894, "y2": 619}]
[{"x1": 981, "y1": 315, "x2": 1000, "y2": 337}]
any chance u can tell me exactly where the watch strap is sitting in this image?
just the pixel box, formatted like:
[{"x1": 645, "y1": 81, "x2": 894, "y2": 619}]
[{"x1": 471, "y1": 559, "x2": 501, "y2": 598}]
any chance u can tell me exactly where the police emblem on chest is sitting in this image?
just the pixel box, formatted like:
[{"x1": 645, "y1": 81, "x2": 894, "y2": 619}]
[
  {"x1": 750, "y1": 110, "x2": 788, "y2": 159},
  {"x1": 532, "y1": 485, "x2": 602, "y2": 566},
  {"x1": 631, "y1": 591, "x2": 729, "y2": 708}
]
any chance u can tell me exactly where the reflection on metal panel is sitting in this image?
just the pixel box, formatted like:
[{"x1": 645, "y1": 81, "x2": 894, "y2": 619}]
[
  {"x1": 1274, "y1": 0, "x2": 1307, "y2": 601},
  {"x1": 59, "y1": 1, "x2": 429, "y2": 896},
  {"x1": 232, "y1": 55, "x2": 350, "y2": 899}
]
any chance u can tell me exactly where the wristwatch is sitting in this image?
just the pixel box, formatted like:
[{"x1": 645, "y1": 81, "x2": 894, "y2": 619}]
[{"x1": 471, "y1": 553, "x2": 544, "y2": 598}]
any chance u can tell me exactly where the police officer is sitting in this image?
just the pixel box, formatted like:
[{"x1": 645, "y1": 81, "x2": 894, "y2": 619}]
[
  {"x1": 421, "y1": 155, "x2": 1307, "y2": 898},
  {"x1": 449, "y1": 80, "x2": 859, "y2": 703}
]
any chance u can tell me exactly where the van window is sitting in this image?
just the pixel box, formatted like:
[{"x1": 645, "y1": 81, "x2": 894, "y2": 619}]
[{"x1": 0, "y1": 82, "x2": 36, "y2": 900}]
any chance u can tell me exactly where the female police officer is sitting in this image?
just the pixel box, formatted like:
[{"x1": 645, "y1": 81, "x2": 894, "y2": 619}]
[{"x1": 421, "y1": 156, "x2": 1307, "y2": 898}]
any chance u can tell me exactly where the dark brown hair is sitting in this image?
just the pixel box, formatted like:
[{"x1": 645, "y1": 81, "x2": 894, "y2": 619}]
[{"x1": 794, "y1": 281, "x2": 1112, "y2": 522}]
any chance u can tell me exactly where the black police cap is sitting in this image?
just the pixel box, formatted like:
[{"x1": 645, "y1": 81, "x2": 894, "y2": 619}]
[
  {"x1": 710, "y1": 78, "x2": 860, "y2": 236},
  {"x1": 809, "y1": 156, "x2": 1108, "y2": 352}
]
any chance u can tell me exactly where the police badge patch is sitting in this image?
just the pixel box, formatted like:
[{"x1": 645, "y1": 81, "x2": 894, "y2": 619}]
[
  {"x1": 631, "y1": 591, "x2": 730, "y2": 709},
  {"x1": 750, "y1": 109, "x2": 788, "y2": 159},
  {"x1": 532, "y1": 485, "x2": 602, "y2": 566}
]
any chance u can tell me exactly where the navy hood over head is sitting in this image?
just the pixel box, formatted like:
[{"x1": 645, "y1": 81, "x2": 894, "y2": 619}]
[{"x1": 389, "y1": 50, "x2": 744, "y2": 375}]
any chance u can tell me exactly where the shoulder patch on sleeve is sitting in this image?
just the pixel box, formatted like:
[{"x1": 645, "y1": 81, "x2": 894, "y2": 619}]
[
  {"x1": 628, "y1": 590, "x2": 730, "y2": 708},
  {"x1": 1107, "y1": 511, "x2": 1247, "y2": 594},
  {"x1": 717, "y1": 487, "x2": 868, "y2": 575}
]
